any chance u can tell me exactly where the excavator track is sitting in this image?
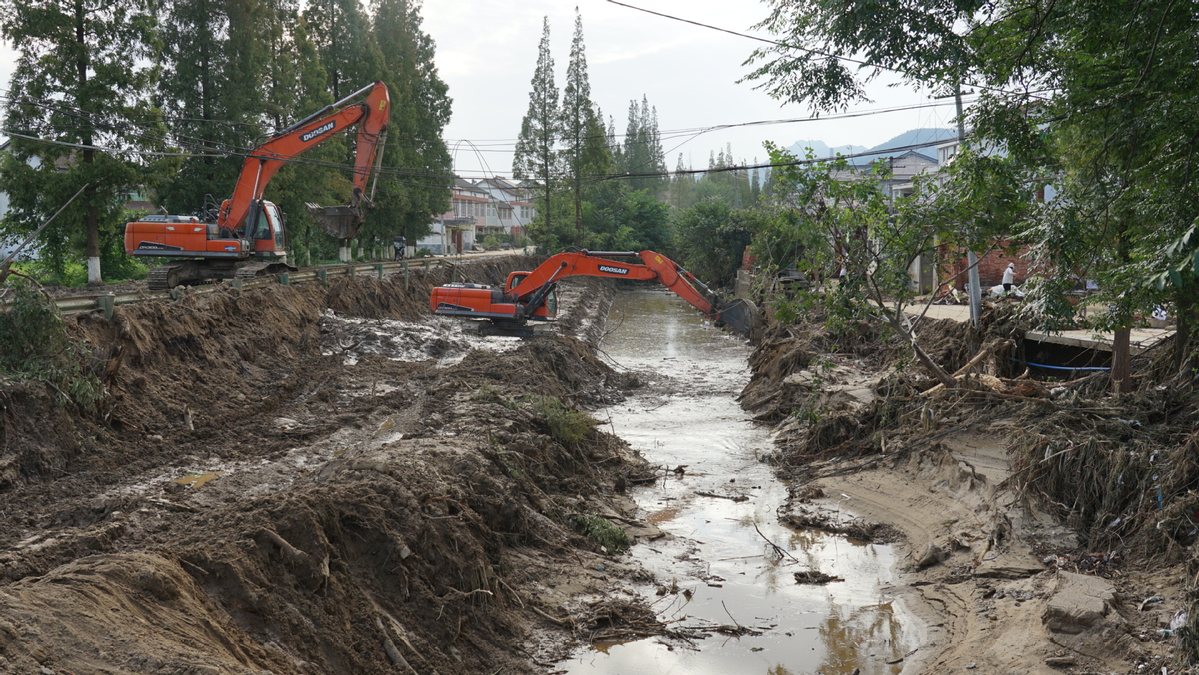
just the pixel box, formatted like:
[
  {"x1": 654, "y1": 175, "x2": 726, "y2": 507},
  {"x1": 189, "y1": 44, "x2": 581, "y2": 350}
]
[
  {"x1": 147, "y1": 263, "x2": 189, "y2": 291},
  {"x1": 234, "y1": 261, "x2": 297, "y2": 280}
]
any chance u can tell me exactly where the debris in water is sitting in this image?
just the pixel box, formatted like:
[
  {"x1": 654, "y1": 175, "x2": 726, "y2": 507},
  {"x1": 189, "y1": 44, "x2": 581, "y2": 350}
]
[{"x1": 793, "y1": 570, "x2": 844, "y2": 584}]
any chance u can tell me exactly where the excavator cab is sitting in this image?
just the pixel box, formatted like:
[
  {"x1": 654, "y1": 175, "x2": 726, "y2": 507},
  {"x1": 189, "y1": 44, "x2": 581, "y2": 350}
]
[
  {"x1": 505, "y1": 272, "x2": 556, "y2": 316},
  {"x1": 244, "y1": 200, "x2": 287, "y2": 255}
]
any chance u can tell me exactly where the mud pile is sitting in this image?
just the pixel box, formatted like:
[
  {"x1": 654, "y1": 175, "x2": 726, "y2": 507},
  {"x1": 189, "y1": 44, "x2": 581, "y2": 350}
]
[{"x1": 0, "y1": 260, "x2": 649, "y2": 674}]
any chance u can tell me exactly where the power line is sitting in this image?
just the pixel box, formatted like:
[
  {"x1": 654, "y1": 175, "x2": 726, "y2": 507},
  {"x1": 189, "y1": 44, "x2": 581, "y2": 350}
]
[{"x1": 604, "y1": 0, "x2": 1051, "y2": 102}]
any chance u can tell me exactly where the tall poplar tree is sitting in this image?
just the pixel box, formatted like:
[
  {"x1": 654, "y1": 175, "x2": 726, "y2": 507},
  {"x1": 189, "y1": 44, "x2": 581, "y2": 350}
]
[
  {"x1": 367, "y1": 0, "x2": 453, "y2": 246},
  {"x1": 513, "y1": 17, "x2": 559, "y2": 243},
  {"x1": 0, "y1": 0, "x2": 159, "y2": 285},
  {"x1": 559, "y1": 8, "x2": 595, "y2": 244},
  {"x1": 620, "y1": 96, "x2": 665, "y2": 194},
  {"x1": 156, "y1": 0, "x2": 269, "y2": 217},
  {"x1": 305, "y1": 0, "x2": 383, "y2": 101},
  {"x1": 260, "y1": 12, "x2": 342, "y2": 264}
]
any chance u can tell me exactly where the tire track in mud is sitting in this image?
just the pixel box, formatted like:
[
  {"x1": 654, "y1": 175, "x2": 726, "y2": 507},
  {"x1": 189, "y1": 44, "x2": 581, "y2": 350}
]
[{"x1": 0, "y1": 263, "x2": 657, "y2": 674}]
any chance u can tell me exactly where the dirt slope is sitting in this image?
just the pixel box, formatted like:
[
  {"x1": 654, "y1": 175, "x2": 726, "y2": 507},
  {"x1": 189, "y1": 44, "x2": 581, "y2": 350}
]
[
  {"x1": 0, "y1": 262, "x2": 655, "y2": 674},
  {"x1": 741, "y1": 315, "x2": 1190, "y2": 675}
]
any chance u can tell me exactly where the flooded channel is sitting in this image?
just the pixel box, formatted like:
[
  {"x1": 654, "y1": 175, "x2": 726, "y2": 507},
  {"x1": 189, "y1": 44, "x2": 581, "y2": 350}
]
[{"x1": 561, "y1": 287, "x2": 916, "y2": 675}]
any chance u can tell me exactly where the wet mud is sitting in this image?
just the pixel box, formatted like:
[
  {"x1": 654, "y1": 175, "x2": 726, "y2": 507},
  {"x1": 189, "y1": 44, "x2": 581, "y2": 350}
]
[{"x1": 0, "y1": 259, "x2": 649, "y2": 674}]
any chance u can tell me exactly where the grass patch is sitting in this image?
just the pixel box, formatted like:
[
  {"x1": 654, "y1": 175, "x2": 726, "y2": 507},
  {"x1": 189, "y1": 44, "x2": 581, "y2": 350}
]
[
  {"x1": 571, "y1": 514, "x2": 630, "y2": 554},
  {"x1": 471, "y1": 384, "x2": 518, "y2": 409},
  {"x1": 530, "y1": 396, "x2": 596, "y2": 444}
]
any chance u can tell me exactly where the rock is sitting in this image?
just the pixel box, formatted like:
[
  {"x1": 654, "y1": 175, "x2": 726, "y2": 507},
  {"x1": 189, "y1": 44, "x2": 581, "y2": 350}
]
[
  {"x1": 916, "y1": 543, "x2": 946, "y2": 568},
  {"x1": 1042, "y1": 571, "x2": 1118, "y2": 634},
  {"x1": 1045, "y1": 655, "x2": 1076, "y2": 666}
]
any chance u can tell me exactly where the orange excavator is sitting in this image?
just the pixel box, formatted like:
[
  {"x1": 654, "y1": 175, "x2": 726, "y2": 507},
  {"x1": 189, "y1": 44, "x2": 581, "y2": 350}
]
[
  {"x1": 125, "y1": 81, "x2": 390, "y2": 290},
  {"x1": 430, "y1": 250, "x2": 757, "y2": 337}
]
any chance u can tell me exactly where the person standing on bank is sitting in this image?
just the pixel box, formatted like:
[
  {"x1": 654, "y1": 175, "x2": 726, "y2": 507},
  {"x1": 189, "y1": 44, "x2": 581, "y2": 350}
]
[
  {"x1": 1002, "y1": 263, "x2": 1016, "y2": 293},
  {"x1": 393, "y1": 236, "x2": 406, "y2": 260}
]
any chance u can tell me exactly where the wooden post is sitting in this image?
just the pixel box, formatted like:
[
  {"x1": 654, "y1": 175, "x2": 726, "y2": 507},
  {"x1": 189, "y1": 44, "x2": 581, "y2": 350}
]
[
  {"x1": 318, "y1": 269, "x2": 327, "y2": 287},
  {"x1": 404, "y1": 263, "x2": 409, "y2": 290},
  {"x1": 277, "y1": 273, "x2": 290, "y2": 286},
  {"x1": 375, "y1": 263, "x2": 384, "y2": 280}
]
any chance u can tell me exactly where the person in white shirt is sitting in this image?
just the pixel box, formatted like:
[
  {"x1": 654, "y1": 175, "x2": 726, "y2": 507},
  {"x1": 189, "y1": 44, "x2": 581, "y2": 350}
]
[{"x1": 1002, "y1": 263, "x2": 1016, "y2": 292}]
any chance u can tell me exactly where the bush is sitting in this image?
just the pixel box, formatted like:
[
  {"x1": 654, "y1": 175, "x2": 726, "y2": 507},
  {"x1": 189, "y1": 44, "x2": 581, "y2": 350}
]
[
  {"x1": 0, "y1": 284, "x2": 105, "y2": 408},
  {"x1": 530, "y1": 396, "x2": 595, "y2": 444},
  {"x1": 571, "y1": 514, "x2": 630, "y2": 554}
]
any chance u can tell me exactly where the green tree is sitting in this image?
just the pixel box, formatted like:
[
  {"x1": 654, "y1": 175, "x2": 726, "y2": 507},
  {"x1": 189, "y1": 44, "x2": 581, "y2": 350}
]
[
  {"x1": 671, "y1": 198, "x2": 753, "y2": 289},
  {"x1": 260, "y1": 15, "x2": 341, "y2": 265},
  {"x1": 305, "y1": 0, "x2": 383, "y2": 100},
  {"x1": 366, "y1": 0, "x2": 453, "y2": 248},
  {"x1": 156, "y1": 0, "x2": 268, "y2": 218},
  {"x1": 620, "y1": 96, "x2": 666, "y2": 194},
  {"x1": 584, "y1": 188, "x2": 671, "y2": 253},
  {"x1": 559, "y1": 8, "x2": 596, "y2": 245},
  {"x1": 1, "y1": 0, "x2": 160, "y2": 285},
  {"x1": 669, "y1": 154, "x2": 696, "y2": 209},
  {"x1": 513, "y1": 17, "x2": 560, "y2": 247},
  {"x1": 758, "y1": 145, "x2": 964, "y2": 385},
  {"x1": 743, "y1": 0, "x2": 1199, "y2": 391}
]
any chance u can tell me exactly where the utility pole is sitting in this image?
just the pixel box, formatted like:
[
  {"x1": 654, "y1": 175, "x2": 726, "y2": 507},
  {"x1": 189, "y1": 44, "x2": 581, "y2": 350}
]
[{"x1": 957, "y1": 83, "x2": 982, "y2": 327}]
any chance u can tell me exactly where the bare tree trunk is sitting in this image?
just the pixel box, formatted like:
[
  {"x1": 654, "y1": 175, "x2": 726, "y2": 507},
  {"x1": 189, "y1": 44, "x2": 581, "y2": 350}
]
[
  {"x1": 1111, "y1": 327, "x2": 1132, "y2": 393},
  {"x1": 1174, "y1": 289, "x2": 1193, "y2": 375}
]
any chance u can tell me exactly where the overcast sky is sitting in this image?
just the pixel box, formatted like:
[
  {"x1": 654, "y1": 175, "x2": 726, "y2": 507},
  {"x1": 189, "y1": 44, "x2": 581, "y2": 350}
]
[
  {"x1": 0, "y1": 0, "x2": 965, "y2": 178},
  {"x1": 422, "y1": 0, "x2": 961, "y2": 179}
]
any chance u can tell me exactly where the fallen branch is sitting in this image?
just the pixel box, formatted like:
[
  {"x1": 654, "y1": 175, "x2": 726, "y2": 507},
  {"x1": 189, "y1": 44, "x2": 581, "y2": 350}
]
[
  {"x1": 375, "y1": 617, "x2": 419, "y2": 675},
  {"x1": 921, "y1": 339, "x2": 1014, "y2": 397},
  {"x1": 752, "y1": 521, "x2": 800, "y2": 563},
  {"x1": 695, "y1": 491, "x2": 749, "y2": 502},
  {"x1": 532, "y1": 605, "x2": 575, "y2": 627}
]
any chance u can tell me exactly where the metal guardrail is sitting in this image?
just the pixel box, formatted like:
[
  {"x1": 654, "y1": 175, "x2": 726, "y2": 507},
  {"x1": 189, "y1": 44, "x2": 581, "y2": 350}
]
[{"x1": 3, "y1": 257, "x2": 476, "y2": 319}]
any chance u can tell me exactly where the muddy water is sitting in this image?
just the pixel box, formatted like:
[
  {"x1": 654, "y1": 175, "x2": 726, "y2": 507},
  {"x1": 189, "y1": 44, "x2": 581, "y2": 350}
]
[{"x1": 563, "y1": 288, "x2": 915, "y2": 675}]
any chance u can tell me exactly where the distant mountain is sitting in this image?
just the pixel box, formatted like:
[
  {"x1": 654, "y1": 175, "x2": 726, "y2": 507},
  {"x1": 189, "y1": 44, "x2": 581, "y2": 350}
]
[
  {"x1": 785, "y1": 139, "x2": 869, "y2": 160},
  {"x1": 855, "y1": 128, "x2": 958, "y2": 165},
  {"x1": 785, "y1": 128, "x2": 958, "y2": 166}
]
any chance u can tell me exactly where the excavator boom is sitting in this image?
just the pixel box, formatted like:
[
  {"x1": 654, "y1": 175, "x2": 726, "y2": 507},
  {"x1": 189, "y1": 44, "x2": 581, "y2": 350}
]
[
  {"x1": 430, "y1": 250, "x2": 757, "y2": 337},
  {"x1": 219, "y1": 80, "x2": 390, "y2": 239}
]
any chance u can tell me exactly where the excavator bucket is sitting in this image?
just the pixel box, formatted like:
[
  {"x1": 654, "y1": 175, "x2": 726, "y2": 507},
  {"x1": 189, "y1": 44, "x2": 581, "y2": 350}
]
[
  {"x1": 307, "y1": 203, "x2": 367, "y2": 240},
  {"x1": 716, "y1": 298, "x2": 759, "y2": 339}
]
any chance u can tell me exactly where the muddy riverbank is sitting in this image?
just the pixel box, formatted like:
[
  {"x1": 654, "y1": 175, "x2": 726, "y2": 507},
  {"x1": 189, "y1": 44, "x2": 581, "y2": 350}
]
[
  {"x1": 0, "y1": 261, "x2": 664, "y2": 674},
  {"x1": 741, "y1": 314, "x2": 1193, "y2": 674},
  {"x1": 2, "y1": 263, "x2": 1194, "y2": 674}
]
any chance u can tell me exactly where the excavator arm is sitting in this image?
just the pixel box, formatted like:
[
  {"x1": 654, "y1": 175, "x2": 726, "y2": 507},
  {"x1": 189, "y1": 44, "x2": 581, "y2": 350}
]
[
  {"x1": 508, "y1": 251, "x2": 716, "y2": 315},
  {"x1": 217, "y1": 80, "x2": 390, "y2": 239},
  {"x1": 431, "y1": 250, "x2": 757, "y2": 337}
]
